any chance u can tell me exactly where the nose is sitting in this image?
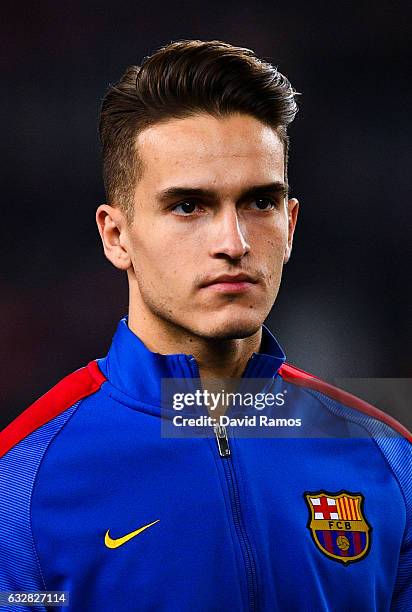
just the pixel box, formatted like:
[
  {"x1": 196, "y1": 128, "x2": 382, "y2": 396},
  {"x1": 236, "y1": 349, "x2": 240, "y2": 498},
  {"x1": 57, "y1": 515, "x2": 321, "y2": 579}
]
[{"x1": 209, "y1": 205, "x2": 250, "y2": 261}]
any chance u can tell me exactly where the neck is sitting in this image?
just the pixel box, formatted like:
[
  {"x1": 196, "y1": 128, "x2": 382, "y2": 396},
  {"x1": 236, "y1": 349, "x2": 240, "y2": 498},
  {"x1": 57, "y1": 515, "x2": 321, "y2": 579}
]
[{"x1": 127, "y1": 305, "x2": 262, "y2": 382}]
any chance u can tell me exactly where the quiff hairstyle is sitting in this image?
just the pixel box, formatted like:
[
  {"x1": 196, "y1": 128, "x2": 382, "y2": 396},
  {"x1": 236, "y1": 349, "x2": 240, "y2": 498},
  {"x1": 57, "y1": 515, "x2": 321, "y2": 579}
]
[{"x1": 99, "y1": 40, "x2": 299, "y2": 223}]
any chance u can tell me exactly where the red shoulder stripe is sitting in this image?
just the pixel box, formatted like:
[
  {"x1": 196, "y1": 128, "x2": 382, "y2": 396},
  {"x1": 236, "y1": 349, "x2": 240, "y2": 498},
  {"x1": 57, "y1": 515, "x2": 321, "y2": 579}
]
[
  {"x1": 279, "y1": 362, "x2": 412, "y2": 442},
  {"x1": 0, "y1": 361, "x2": 107, "y2": 458}
]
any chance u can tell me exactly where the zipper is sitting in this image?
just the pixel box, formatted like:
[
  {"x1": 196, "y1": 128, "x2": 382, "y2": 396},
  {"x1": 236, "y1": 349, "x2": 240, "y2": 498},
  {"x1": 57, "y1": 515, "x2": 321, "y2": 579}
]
[
  {"x1": 224, "y1": 449, "x2": 258, "y2": 612},
  {"x1": 188, "y1": 357, "x2": 258, "y2": 610},
  {"x1": 213, "y1": 423, "x2": 231, "y2": 457},
  {"x1": 213, "y1": 423, "x2": 258, "y2": 611}
]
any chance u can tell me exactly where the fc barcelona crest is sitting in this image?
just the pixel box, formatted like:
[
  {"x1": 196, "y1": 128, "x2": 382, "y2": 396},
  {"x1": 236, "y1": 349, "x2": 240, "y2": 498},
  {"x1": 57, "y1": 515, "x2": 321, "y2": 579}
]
[{"x1": 304, "y1": 490, "x2": 372, "y2": 565}]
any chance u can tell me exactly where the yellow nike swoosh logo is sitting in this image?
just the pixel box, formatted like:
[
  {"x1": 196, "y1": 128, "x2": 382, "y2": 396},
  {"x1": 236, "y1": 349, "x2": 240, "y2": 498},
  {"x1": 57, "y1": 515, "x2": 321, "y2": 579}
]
[{"x1": 104, "y1": 519, "x2": 160, "y2": 549}]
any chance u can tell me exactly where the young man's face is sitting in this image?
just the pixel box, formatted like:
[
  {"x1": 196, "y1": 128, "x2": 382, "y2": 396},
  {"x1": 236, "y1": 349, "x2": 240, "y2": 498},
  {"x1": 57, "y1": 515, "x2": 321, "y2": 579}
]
[{"x1": 118, "y1": 113, "x2": 298, "y2": 340}]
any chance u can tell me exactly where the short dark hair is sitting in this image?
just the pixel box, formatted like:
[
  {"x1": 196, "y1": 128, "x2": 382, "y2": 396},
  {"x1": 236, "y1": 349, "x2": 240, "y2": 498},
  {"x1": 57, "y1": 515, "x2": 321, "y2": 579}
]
[{"x1": 99, "y1": 39, "x2": 299, "y2": 222}]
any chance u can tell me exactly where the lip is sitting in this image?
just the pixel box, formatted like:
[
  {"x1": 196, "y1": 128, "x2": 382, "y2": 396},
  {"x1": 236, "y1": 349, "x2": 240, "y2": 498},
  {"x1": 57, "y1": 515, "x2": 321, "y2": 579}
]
[
  {"x1": 200, "y1": 274, "x2": 258, "y2": 293},
  {"x1": 203, "y1": 281, "x2": 256, "y2": 293}
]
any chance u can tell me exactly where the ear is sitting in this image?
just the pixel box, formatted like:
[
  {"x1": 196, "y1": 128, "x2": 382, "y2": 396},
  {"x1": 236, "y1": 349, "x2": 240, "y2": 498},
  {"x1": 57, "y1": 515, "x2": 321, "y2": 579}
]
[
  {"x1": 283, "y1": 198, "x2": 299, "y2": 264},
  {"x1": 95, "y1": 204, "x2": 132, "y2": 270}
]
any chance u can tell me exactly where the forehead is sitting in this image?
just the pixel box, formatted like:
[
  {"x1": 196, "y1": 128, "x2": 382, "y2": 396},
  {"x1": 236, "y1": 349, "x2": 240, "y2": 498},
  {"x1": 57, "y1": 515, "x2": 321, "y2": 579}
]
[{"x1": 135, "y1": 113, "x2": 285, "y2": 188}]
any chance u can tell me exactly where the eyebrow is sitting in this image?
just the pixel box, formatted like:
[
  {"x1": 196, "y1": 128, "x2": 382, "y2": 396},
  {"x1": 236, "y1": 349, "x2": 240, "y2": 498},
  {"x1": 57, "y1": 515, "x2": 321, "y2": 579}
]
[{"x1": 156, "y1": 181, "x2": 289, "y2": 204}]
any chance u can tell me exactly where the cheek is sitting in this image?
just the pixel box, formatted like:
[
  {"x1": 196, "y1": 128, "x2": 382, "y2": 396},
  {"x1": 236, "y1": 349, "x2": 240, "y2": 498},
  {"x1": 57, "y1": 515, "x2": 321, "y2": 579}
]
[
  {"x1": 249, "y1": 232, "x2": 287, "y2": 291},
  {"x1": 129, "y1": 230, "x2": 188, "y2": 287},
  {"x1": 251, "y1": 224, "x2": 287, "y2": 262}
]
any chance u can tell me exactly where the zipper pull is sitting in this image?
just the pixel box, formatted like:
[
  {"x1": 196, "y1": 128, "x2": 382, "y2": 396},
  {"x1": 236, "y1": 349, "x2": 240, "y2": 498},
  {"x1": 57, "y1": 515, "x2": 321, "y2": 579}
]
[{"x1": 213, "y1": 424, "x2": 231, "y2": 458}]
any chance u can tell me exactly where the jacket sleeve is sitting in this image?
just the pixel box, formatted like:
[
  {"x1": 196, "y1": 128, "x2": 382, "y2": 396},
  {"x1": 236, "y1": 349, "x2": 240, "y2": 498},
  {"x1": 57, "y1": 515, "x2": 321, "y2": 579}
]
[
  {"x1": 0, "y1": 402, "x2": 79, "y2": 611},
  {"x1": 390, "y1": 437, "x2": 412, "y2": 611},
  {"x1": 0, "y1": 435, "x2": 47, "y2": 611}
]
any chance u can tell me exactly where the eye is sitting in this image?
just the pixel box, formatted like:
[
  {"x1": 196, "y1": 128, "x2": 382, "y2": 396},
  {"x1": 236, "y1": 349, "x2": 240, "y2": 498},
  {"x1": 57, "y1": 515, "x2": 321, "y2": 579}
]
[
  {"x1": 171, "y1": 200, "x2": 203, "y2": 216},
  {"x1": 249, "y1": 197, "x2": 277, "y2": 211}
]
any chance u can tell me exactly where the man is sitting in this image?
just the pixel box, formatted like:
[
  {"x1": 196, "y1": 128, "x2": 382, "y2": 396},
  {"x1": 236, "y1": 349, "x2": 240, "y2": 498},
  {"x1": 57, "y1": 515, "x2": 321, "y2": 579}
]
[{"x1": 0, "y1": 40, "x2": 410, "y2": 611}]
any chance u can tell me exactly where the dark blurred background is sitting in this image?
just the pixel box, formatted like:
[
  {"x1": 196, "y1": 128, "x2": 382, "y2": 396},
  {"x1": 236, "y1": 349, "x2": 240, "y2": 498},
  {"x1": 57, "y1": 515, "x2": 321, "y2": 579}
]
[{"x1": 1, "y1": 1, "x2": 411, "y2": 429}]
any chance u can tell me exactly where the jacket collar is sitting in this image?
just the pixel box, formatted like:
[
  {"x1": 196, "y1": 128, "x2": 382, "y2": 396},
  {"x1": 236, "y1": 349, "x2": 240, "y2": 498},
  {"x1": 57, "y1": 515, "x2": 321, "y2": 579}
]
[{"x1": 99, "y1": 316, "x2": 286, "y2": 407}]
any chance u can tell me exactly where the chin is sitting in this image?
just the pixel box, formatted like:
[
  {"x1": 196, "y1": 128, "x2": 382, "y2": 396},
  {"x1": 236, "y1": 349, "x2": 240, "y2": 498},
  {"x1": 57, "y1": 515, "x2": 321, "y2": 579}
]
[{"x1": 196, "y1": 316, "x2": 263, "y2": 341}]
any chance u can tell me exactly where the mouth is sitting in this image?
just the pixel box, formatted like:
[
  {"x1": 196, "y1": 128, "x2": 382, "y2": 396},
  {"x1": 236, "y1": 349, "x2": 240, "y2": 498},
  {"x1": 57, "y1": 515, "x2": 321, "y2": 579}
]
[{"x1": 200, "y1": 274, "x2": 258, "y2": 294}]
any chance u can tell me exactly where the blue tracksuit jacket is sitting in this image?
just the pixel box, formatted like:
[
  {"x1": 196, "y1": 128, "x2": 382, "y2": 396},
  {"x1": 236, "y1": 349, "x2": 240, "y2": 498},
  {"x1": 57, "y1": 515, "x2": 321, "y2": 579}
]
[{"x1": 0, "y1": 316, "x2": 411, "y2": 611}]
